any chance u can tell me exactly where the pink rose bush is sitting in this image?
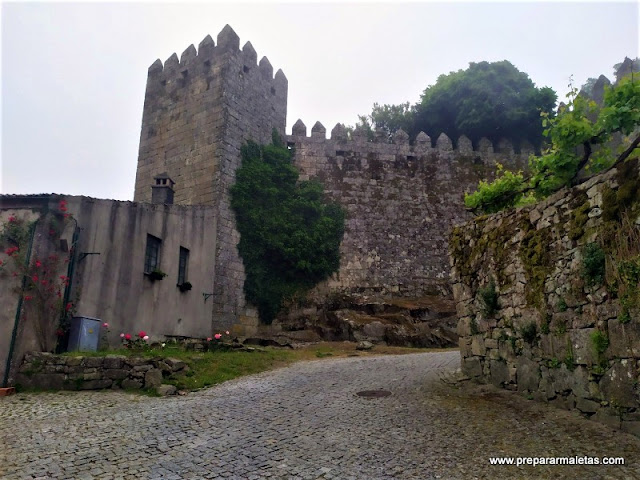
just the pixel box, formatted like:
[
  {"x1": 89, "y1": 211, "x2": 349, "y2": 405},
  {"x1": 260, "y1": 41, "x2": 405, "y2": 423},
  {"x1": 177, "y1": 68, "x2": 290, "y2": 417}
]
[
  {"x1": 120, "y1": 329, "x2": 151, "y2": 350},
  {"x1": 206, "y1": 330, "x2": 232, "y2": 352}
]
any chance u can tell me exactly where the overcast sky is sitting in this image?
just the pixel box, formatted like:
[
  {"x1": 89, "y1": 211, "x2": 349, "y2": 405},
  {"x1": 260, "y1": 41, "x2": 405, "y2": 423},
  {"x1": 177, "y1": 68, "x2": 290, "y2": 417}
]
[{"x1": 2, "y1": 1, "x2": 639, "y2": 201}]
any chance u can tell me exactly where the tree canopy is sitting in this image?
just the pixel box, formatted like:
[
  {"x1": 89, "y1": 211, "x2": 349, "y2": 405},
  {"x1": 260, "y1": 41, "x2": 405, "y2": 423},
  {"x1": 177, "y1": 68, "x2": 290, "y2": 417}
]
[
  {"x1": 464, "y1": 73, "x2": 640, "y2": 214},
  {"x1": 356, "y1": 60, "x2": 557, "y2": 149},
  {"x1": 230, "y1": 132, "x2": 345, "y2": 324}
]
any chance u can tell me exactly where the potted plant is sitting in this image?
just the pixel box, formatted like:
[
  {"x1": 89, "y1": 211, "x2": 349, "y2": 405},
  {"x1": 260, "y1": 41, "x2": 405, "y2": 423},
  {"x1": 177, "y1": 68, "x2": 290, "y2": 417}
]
[
  {"x1": 178, "y1": 281, "x2": 192, "y2": 292},
  {"x1": 147, "y1": 268, "x2": 167, "y2": 281}
]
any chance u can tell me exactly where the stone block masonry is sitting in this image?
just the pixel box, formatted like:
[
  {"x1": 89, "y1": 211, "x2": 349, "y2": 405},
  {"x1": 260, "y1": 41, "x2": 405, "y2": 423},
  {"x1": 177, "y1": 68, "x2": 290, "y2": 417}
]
[
  {"x1": 133, "y1": 24, "x2": 533, "y2": 332},
  {"x1": 134, "y1": 25, "x2": 287, "y2": 334},
  {"x1": 15, "y1": 351, "x2": 188, "y2": 392},
  {"x1": 450, "y1": 159, "x2": 640, "y2": 437},
  {"x1": 287, "y1": 122, "x2": 531, "y2": 298}
]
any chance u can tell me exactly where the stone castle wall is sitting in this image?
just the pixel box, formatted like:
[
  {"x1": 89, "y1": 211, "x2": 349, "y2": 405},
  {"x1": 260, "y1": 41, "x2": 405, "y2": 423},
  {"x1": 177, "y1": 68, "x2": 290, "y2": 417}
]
[
  {"x1": 287, "y1": 122, "x2": 532, "y2": 297},
  {"x1": 450, "y1": 161, "x2": 640, "y2": 436},
  {"x1": 133, "y1": 25, "x2": 288, "y2": 332}
]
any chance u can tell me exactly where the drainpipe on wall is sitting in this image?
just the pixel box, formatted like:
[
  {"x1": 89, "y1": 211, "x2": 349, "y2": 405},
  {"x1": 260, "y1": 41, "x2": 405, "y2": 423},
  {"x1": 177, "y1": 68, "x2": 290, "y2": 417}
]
[
  {"x1": 2, "y1": 219, "x2": 38, "y2": 388},
  {"x1": 57, "y1": 218, "x2": 80, "y2": 353}
]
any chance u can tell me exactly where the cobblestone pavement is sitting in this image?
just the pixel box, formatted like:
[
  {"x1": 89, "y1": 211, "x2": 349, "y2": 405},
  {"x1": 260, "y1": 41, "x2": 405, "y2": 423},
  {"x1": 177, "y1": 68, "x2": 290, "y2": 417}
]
[{"x1": 1, "y1": 351, "x2": 640, "y2": 479}]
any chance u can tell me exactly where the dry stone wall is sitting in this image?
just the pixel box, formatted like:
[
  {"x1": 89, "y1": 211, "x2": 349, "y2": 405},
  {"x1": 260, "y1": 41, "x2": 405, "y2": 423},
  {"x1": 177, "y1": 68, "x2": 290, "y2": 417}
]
[
  {"x1": 287, "y1": 122, "x2": 531, "y2": 298},
  {"x1": 15, "y1": 351, "x2": 187, "y2": 392},
  {"x1": 450, "y1": 159, "x2": 640, "y2": 437}
]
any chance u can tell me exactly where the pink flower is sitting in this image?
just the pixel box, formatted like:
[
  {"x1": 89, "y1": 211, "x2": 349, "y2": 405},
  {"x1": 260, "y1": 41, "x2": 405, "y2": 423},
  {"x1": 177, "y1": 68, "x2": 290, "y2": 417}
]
[
  {"x1": 8, "y1": 215, "x2": 16, "y2": 223},
  {"x1": 143, "y1": 335, "x2": 149, "y2": 341},
  {"x1": 214, "y1": 333, "x2": 222, "y2": 340},
  {"x1": 24, "y1": 295, "x2": 32, "y2": 301},
  {"x1": 32, "y1": 275, "x2": 38, "y2": 282},
  {"x1": 103, "y1": 322, "x2": 109, "y2": 328},
  {"x1": 124, "y1": 334, "x2": 131, "y2": 340},
  {"x1": 225, "y1": 331, "x2": 230, "y2": 335},
  {"x1": 65, "y1": 302, "x2": 72, "y2": 312},
  {"x1": 138, "y1": 331, "x2": 146, "y2": 339},
  {"x1": 207, "y1": 337, "x2": 212, "y2": 342},
  {"x1": 120, "y1": 333, "x2": 125, "y2": 338},
  {"x1": 35, "y1": 260, "x2": 42, "y2": 268}
]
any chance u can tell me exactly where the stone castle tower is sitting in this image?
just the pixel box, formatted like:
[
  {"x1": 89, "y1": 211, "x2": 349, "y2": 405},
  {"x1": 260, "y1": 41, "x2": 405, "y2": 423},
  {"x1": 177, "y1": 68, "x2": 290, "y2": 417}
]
[
  {"x1": 134, "y1": 25, "x2": 287, "y2": 330},
  {"x1": 134, "y1": 25, "x2": 532, "y2": 330}
]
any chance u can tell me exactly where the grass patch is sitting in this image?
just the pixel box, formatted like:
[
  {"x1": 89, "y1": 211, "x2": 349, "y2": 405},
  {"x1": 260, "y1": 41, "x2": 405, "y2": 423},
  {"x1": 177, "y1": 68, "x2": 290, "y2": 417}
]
[{"x1": 62, "y1": 343, "x2": 446, "y2": 392}]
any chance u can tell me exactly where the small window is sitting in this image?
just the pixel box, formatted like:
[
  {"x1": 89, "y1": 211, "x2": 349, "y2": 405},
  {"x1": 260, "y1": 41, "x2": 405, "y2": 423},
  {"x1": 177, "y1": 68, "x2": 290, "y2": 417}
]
[
  {"x1": 144, "y1": 235, "x2": 162, "y2": 273},
  {"x1": 178, "y1": 247, "x2": 189, "y2": 285}
]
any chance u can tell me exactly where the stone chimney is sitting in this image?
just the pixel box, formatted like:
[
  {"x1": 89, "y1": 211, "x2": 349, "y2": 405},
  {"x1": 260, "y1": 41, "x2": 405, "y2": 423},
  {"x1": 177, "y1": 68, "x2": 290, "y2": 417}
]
[{"x1": 151, "y1": 173, "x2": 175, "y2": 205}]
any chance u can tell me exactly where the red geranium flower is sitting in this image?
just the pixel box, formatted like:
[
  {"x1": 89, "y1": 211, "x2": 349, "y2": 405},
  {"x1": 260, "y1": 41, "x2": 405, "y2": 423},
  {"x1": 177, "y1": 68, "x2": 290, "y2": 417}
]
[
  {"x1": 138, "y1": 331, "x2": 147, "y2": 339},
  {"x1": 35, "y1": 260, "x2": 42, "y2": 268},
  {"x1": 32, "y1": 275, "x2": 38, "y2": 282},
  {"x1": 124, "y1": 333, "x2": 132, "y2": 340},
  {"x1": 65, "y1": 302, "x2": 72, "y2": 312},
  {"x1": 24, "y1": 295, "x2": 32, "y2": 301}
]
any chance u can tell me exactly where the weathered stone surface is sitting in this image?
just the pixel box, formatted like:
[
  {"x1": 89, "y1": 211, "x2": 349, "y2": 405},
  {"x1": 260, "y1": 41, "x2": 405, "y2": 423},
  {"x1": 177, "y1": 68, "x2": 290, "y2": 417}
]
[
  {"x1": 516, "y1": 356, "x2": 540, "y2": 392},
  {"x1": 489, "y1": 360, "x2": 509, "y2": 386},
  {"x1": 121, "y1": 378, "x2": 143, "y2": 389},
  {"x1": 104, "y1": 369, "x2": 129, "y2": 380},
  {"x1": 84, "y1": 357, "x2": 103, "y2": 368},
  {"x1": 462, "y1": 357, "x2": 482, "y2": 378},
  {"x1": 356, "y1": 341, "x2": 374, "y2": 351},
  {"x1": 144, "y1": 369, "x2": 163, "y2": 388},
  {"x1": 80, "y1": 379, "x2": 112, "y2": 390},
  {"x1": 165, "y1": 358, "x2": 187, "y2": 371},
  {"x1": 608, "y1": 319, "x2": 640, "y2": 358},
  {"x1": 576, "y1": 397, "x2": 600, "y2": 413},
  {"x1": 65, "y1": 356, "x2": 84, "y2": 367},
  {"x1": 156, "y1": 384, "x2": 177, "y2": 396},
  {"x1": 103, "y1": 355, "x2": 126, "y2": 370},
  {"x1": 599, "y1": 361, "x2": 639, "y2": 408}
]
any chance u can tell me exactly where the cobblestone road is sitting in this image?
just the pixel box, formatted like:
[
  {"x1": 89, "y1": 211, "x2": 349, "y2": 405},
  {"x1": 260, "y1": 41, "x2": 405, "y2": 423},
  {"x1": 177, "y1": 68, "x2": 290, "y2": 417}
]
[{"x1": 2, "y1": 351, "x2": 640, "y2": 479}]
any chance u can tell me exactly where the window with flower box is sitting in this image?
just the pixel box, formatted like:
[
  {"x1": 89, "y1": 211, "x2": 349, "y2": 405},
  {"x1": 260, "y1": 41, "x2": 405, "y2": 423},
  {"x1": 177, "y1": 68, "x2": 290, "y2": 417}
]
[{"x1": 144, "y1": 234, "x2": 161, "y2": 274}]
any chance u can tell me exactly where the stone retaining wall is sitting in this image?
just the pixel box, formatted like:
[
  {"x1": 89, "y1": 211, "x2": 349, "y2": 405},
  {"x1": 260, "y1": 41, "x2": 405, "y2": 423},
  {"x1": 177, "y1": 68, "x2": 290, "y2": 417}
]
[
  {"x1": 450, "y1": 159, "x2": 640, "y2": 437},
  {"x1": 15, "y1": 352, "x2": 186, "y2": 392}
]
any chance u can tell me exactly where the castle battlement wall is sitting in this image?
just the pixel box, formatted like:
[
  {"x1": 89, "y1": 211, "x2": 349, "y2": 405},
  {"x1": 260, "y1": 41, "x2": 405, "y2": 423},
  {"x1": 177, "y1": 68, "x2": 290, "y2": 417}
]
[
  {"x1": 286, "y1": 121, "x2": 530, "y2": 298},
  {"x1": 135, "y1": 24, "x2": 287, "y2": 207}
]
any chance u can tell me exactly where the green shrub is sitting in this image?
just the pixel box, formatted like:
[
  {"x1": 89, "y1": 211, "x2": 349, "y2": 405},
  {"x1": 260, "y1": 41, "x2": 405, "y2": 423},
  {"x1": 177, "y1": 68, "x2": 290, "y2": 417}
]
[
  {"x1": 591, "y1": 330, "x2": 609, "y2": 356},
  {"x1": 564, "y1": 353, "x2": 576, "y2": 371},
  {"x1": 557, "y1": 298, "x2": 568, "y2": 312},
  {"x1": 546, "y1": 358, "x2": 561, "y2": 369},
  {"x1": 582, "y1": 242, "x2": 606, "y2": 286},
  {"x1": 478, "y1": 279, "x2": 499, "y2": 317},
  {"x1": 230, "y1": 131, "x2": 345, "y2": 324},
  {"x1": 618, "y1": 308, "x2": 631, "y2": 324}
]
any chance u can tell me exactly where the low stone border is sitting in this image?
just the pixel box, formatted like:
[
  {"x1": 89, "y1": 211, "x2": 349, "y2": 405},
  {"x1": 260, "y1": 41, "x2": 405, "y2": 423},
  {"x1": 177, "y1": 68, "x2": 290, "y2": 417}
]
[{"x1": 14, "y1": 352, "x2": 186, "y2": 394}]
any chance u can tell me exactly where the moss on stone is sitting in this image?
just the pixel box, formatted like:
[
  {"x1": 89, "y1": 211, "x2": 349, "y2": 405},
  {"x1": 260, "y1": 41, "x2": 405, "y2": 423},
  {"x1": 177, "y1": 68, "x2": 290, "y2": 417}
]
[
  {"x1": 568, "y1": 191, "x2": 590, "y2": 241},
  {"x1": 519, "y1": 220, "x2": 553, "y2": 308}
]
